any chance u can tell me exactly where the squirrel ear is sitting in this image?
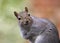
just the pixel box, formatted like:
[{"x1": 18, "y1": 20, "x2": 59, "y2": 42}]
[
  {"x1": 25, "y1": 7, "x2": 28, "y2": 12},
  {"x1": 14, "y1": 11, "x2": 19, "y2": 18}
]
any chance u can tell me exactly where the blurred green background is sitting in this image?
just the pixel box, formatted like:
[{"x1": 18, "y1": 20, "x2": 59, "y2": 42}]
[{"x1": 0, "y1": 0, "x2": 28, "y2": 43}]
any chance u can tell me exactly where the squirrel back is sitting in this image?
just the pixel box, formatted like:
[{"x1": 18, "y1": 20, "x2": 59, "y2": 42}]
[{"x1": 14, "y1": 7, "x2": 59, "y2": 43}]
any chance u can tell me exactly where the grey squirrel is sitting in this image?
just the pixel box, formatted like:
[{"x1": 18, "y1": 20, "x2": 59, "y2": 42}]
[{"x1": 14, "y1": 7, "x2": 59, "y2": 43}]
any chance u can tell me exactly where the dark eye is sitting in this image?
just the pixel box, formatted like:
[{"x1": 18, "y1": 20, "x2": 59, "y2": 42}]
[
  {"x1": 28, "y1": 14, "x2": 30, "y2": 16},
  {"x1": 18, "y1": 18, "x2": 21, "y2": 20}
]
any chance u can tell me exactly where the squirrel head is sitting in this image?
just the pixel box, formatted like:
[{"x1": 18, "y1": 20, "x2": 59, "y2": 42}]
[{"x1": 14, "y1": 7, "x2": 33, "y2": 27}]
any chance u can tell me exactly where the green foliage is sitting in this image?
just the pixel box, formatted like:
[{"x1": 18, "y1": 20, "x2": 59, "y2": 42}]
[{"x1": 0, "y1": 0, "x2": 28, "y2": 43}]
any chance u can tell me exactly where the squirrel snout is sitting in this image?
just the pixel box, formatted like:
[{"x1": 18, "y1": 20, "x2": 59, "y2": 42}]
[
  {"x1": 24, "y1": 21, "x2": 29, "y2": 25},
  {"x1": 26, "y1": 21, "x2": 28, "y2": 23}
]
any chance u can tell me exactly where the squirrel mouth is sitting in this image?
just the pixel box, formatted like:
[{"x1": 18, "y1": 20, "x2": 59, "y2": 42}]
[{"x1": 24, "y1": 23, "x2": 28, "y2": 25}]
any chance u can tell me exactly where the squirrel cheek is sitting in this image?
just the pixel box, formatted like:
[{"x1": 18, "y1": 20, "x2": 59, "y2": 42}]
[{"x1": 19, "y1": 20, "x2": 23, "y2": 24}]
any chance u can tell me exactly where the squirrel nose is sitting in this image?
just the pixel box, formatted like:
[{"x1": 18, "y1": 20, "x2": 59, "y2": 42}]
[
  {"x1": 24, "y1": 21, "x2": 29, "y2": 25},
  {"x1": 26, "y1": 21, "x2": 28, "y2": 23}
]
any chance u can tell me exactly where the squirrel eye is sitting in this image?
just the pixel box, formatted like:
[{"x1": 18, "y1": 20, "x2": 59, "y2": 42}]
[
  {"x1": 18, "y1": 18, "x2": 21, "y2": 20},
  {"x1": 28, "y1": 14, "x2": 30, "y2": 16}
]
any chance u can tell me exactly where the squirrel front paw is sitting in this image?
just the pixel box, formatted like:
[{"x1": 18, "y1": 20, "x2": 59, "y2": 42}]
[
  {"x1": 23, "y1": 33, "x2": 30, "y2": 39},
  {"x1": 23, "y1": 33, "x2": 32, "y2": 40}
]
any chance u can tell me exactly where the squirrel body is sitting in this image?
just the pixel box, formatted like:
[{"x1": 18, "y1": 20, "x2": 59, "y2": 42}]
[{"x1": 14, "y1": 7, "x2": 59, "y2": 43}]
